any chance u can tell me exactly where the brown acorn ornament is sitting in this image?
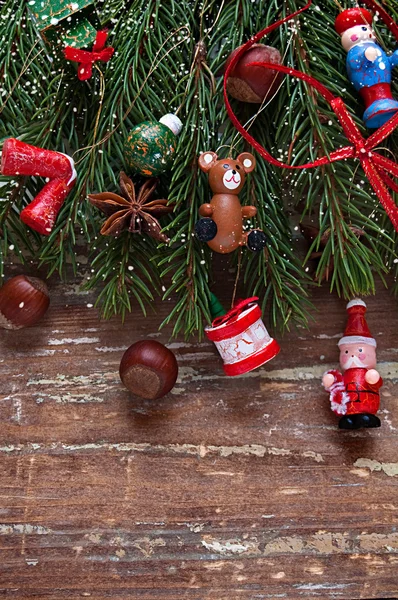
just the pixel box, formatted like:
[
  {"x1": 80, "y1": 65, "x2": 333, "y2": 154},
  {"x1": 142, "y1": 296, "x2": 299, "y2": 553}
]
[
  {"x1": 119, "y1": 340, "x2": 178, "y2": 399},
  {"x1": 225, "y1": 44, "x2": 283, "y2": 103},
  {"x1": 0, "y1": 275, "x2": 50, "y2": 329}
]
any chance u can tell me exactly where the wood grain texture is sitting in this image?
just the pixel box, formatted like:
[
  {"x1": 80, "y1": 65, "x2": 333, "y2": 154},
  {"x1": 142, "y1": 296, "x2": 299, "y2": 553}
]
[{"x1": 0, "y1": 266, "x2": 398, "y2": 600}]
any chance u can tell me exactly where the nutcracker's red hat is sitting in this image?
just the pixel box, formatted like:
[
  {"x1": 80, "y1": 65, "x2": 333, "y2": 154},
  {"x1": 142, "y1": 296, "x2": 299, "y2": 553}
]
[
  {"x1": 338, "y1": 299, "x2": 376, "y2": 347},
  {"x1": 335, "y1": 8, "x2": 373, "y2": 35}
]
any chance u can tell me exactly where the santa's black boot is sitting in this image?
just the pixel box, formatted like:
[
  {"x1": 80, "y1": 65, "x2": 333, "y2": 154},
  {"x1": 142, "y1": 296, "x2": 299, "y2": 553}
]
[
  {"x1": 195, "y1": 218, "x2": 217, "y2": 242},
  {"x1": 339, "y1": 415, "x2": 361, "y2": 430},
  {"x1": 247, "y1": 229, "x2": 267, "y2": 252},
  {"x1": 357, "y1": 413, "x2": 381, "y2": 428}
]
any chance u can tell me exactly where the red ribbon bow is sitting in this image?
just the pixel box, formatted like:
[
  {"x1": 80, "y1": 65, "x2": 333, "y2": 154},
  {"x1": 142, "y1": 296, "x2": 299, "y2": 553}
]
[
  {"x1": 212, "y1": 297, "x2": 259, "y2": 328},
  {"x1": 223, "y1": 0, "x2": 398, "y2": 232},
  {"x1": 64, "y1": 30, "x2": 115, "y2": 81}
]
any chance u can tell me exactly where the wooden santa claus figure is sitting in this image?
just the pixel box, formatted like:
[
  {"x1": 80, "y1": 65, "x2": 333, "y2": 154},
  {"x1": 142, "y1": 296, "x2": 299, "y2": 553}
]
[{"x1": 322, "y1": 299, "x2": 383, "y2": 430}]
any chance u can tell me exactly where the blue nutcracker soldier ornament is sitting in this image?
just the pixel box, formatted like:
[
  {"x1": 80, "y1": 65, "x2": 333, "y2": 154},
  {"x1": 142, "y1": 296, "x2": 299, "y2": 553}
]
[{"x1": 335, "y1": 7, "x2": 398, "y2": 129}]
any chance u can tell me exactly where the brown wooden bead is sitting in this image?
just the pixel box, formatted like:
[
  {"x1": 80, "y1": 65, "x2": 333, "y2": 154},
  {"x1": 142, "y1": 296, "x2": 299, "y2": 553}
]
[
  {"x1": 226, "y1": 44, "x2": 283, "y2": 103},
  {"x1": 119, "y1": 340, "x2": 178, "y2": 399},
  {"x1": 0, "y1": 275, "x2": 50, "y2": 330}
]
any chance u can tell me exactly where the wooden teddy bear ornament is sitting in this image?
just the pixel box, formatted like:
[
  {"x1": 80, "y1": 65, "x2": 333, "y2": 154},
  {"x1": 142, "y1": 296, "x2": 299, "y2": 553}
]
[{"x1": 195, "y1": 151, "x2": 267, "y2": 254}]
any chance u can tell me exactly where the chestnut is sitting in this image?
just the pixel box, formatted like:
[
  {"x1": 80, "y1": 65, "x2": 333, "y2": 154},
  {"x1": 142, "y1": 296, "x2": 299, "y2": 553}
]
[
  {"x1": 0, "y1": 275, "x2": 50, "y2": 329},
  {"x1": 119, "y1": 340, "x2": 178, "y2": 399},
  {"x1": 226, "y1": 44, "x2": 283, "y2": 104}
]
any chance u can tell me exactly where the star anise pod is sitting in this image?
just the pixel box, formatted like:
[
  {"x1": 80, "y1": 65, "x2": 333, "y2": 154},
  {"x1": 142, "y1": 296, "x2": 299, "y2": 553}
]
[{"x1": 88, "y1": 172, "x2": 174, "y2": 242}]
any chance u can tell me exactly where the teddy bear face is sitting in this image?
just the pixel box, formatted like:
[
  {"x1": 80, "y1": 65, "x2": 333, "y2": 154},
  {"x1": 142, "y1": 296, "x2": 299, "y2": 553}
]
[
  {"x1": 208, "y1": 158, "x2": 246, "y2": 194},
  {"x1": 198, "y1": 151, "x2": 256, "y2": 196}
]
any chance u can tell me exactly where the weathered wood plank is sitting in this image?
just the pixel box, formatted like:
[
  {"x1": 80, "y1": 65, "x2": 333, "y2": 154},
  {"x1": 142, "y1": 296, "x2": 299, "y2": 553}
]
[{"x1": 0, "y1": 268, "x2": 397, "y2": 599}]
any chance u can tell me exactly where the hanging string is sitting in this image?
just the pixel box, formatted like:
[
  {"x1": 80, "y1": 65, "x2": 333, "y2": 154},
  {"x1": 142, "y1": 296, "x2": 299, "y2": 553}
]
[
  {"x1": 175, "y1": 0, "x2": 224, "y2": 117},
  {"x1": 331, "y1": 0, "x2": 344, "y2": 11},
  {"x1": 74, "y1": 64, "x2": 106, "y2": 165},
  {"x1": 218, "y1": 33, "x2": 294, "y2": 157},
  {"x1": 0, "y1": 41, "x2": 44, "y2": 117},
  {"x1": 354, "y1": 0, "x2": 388, "y2": 52},
  {"x1": 218, "y1": 10, "x2": 294, "y2": 304},
  {"x1": 175, "y1": 38, "x2": 209, "y2": 116},
  {"x1": 202, "y1": 0, "x2": 226, "y2": 39},
  {"x1": 231, "y1": 248, "x2": 243, "y2": 309},
  {"x1": 72, "y1": 24, "x2": 190, "y2": 160}
]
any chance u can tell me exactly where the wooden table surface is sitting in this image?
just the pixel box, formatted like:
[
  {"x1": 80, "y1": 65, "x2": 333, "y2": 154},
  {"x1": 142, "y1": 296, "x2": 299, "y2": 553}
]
[{"x1": 1, "y1": 268, "x2": 398, "y2": 599}]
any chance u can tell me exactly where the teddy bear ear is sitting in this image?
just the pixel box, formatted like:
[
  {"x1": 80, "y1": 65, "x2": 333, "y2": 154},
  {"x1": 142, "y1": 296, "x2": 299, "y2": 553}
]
[
  {"x1": 198, "y1": 151, "x2": 218, "y2": 172},
  {"x1": 237, "y1": 152, "x2": 256, "y2": 173}
]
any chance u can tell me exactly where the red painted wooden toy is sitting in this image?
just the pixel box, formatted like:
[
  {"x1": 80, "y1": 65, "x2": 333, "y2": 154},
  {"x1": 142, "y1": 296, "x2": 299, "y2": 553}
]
[
  {"x1": 195, "y1": 151, "x2": 267, "y2": 254},
  {"x1": 335, "y1": 7, "x2": 398, "y2": 129},
  {"x1": 322, "y1": 299, "x2": 383, "y2": 429},
  {"x1": 205, "y1": 297, "x2": 280, "y2": 376},
  {"x1": 1, "y1": 138, "x2": 77, "y2": 235}
]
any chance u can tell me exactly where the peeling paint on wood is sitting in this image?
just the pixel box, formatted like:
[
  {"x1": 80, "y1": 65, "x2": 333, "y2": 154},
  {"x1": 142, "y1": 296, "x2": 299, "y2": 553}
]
[
  {"x1": 0, "y1": 440, "x2": 326, "y2": 463},
  {"x1": 47, "y1": 336, "x2": 100, "y2": 346},
  {"x1": 353, "y1": 458, "x2": 398, "y2": 477},
  {"x1": 0, "y1": 276, "x2": 397, "y2": 598},
  {"x1": 202, "y1": 538, "x2": 258, "y2": 555},
  {"x1": 0, "y1": 524, "x2": 51, "y2": 535}
]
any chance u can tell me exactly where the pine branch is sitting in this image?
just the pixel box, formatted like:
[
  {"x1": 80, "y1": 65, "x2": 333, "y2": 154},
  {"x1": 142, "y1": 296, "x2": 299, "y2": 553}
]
[
  {"x1": 274, "y1": 0, "x2": 395, "y2": 298},
  {"x1": 84, "y1": 232, "x2": 160, "y2": 319},
  {"x1": 1, "y1": 0, "x2": 396, "y2": 335}
]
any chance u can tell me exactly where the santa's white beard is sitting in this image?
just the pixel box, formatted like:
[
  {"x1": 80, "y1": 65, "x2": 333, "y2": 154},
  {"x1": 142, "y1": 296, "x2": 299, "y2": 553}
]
[{"x1": 344, "y1": 356, "x2": 365, "y2": 369}]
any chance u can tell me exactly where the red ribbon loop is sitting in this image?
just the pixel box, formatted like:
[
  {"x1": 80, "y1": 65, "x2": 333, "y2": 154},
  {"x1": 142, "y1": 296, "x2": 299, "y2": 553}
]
[
  {"x1": 223, "y1": 0, "x2": 398, "y2": 232},
  {"x1": 64, "y1": 30, "x2": 115, "y2": 81},
  {"x1": 212, "y1": 297, "x2": 259, "y2": 328}
]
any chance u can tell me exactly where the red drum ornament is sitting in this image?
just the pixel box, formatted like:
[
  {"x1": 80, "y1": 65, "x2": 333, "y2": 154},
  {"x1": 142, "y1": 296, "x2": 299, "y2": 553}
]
[
  {"x1": 1, "y1": 138, "x2": 77, "y2": 235},
  {"x1": 205, "y1": 297, "x2": 280, "y2": 376}
]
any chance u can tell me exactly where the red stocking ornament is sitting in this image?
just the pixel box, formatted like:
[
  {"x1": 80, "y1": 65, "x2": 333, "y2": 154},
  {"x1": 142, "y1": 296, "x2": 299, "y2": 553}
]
[{"x1": 1, "y1": 138, "x2": 77, "y2": 235}]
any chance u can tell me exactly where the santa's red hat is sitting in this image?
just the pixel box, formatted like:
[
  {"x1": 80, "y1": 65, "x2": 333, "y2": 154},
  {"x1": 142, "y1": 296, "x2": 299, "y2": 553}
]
[
  {"x1": 338, "y1": 298, "x2": 376, "y2": 347},
  {"x1": 335, "y1": 8, "x2": 373, "y2": 35}
]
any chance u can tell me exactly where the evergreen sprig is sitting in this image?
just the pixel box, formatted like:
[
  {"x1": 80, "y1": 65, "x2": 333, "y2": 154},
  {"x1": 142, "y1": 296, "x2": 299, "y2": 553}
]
[{"x1": 0, "y1": 0, "x2": 396, "y2": 335}]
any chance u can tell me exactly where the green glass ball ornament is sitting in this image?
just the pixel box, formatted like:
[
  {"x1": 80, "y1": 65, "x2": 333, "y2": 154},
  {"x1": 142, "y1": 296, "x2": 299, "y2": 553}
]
[{"x1": 124, "y1": 114, "x2": 183, "y2": 177}]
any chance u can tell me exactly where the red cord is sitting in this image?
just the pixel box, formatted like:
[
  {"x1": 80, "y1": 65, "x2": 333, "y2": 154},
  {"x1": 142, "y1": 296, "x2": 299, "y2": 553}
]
[{"x1": 223, "y1": 0, "x2": 398, "y2": 231}]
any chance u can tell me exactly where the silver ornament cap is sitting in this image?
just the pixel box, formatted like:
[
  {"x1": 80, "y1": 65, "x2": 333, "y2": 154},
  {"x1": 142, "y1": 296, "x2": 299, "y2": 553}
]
[{"x1": 159, "y1": 114, "x2": 183, "y2": 136}]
